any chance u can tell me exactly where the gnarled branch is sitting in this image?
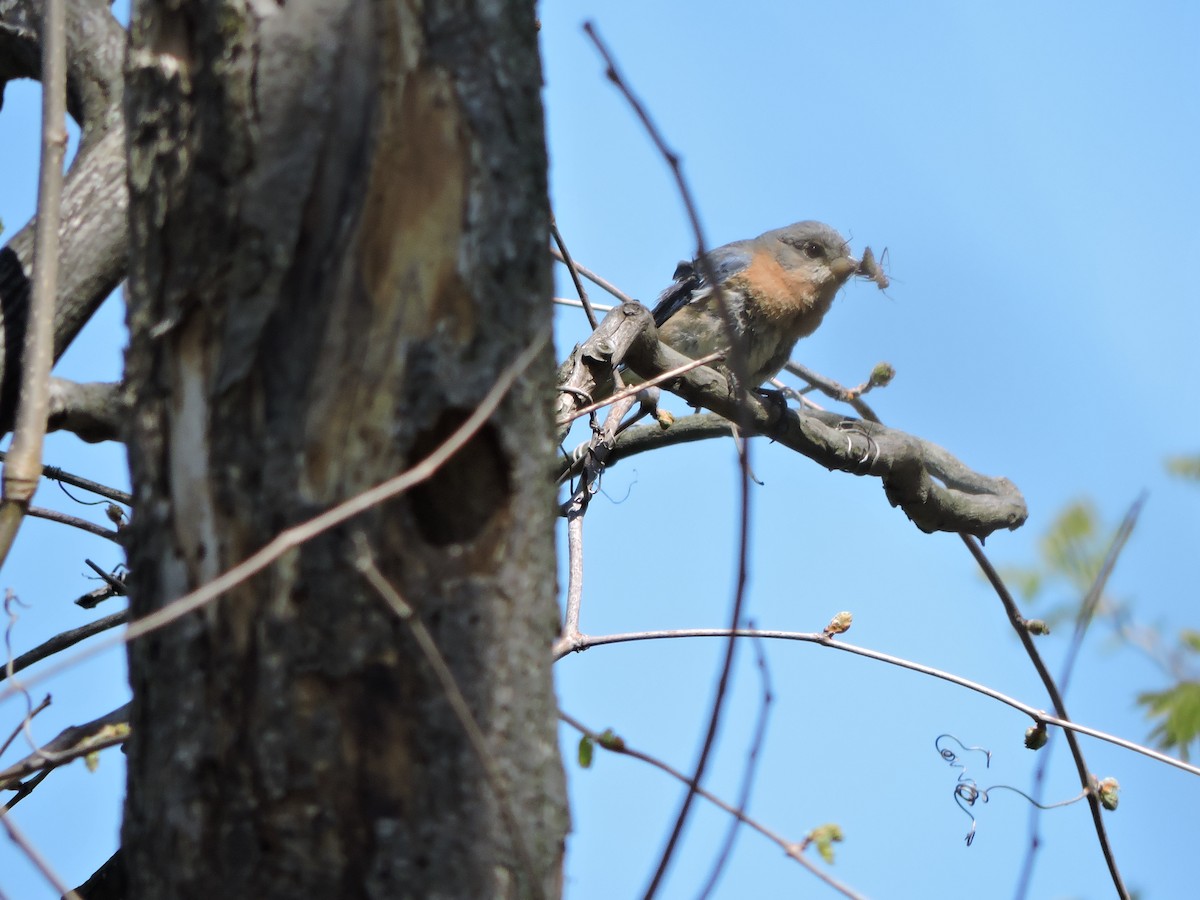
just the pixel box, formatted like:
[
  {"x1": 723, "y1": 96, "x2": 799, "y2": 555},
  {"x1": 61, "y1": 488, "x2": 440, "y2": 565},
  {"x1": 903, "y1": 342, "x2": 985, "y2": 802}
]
[{"x1": 556, "y1": 302, "x2": 1027, "y2": 538}]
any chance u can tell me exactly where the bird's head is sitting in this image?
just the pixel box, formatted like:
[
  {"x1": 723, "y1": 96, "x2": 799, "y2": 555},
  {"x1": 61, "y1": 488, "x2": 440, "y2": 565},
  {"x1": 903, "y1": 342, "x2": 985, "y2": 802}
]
[{"x1": 765, "y1": 221, "x2": 858, "y2": 293}]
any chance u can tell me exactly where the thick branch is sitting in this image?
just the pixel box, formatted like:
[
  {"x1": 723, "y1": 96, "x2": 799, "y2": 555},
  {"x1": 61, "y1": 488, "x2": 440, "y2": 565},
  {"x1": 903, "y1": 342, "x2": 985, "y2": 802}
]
[
  {"x1": 0, "y1": 0, "x2": 125, "y2": 132},
  {"x1": 0, "y1": 702, "x2": 129, "y2": 790},
  {"x1": 47, "y1": 377, "x2": 126, "y2": 442},
  {"x1": 0, "y1": 0, "x2": 128, "y2": 433},
  {"x1": 557, "y1": 303, "x2": 1027, "y2": 538},
  {"x1": 562, "y1": 412, "x2": 733, "y2": 475},
  {"x1": 554, "y1": 300, "x2": 656, "y2": 443}
]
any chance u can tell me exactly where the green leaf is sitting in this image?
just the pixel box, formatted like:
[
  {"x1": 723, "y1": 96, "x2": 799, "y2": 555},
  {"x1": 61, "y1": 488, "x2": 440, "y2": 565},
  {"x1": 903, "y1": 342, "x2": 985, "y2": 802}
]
[
  {"x1": 1165, "y1": 454, "x2": 1200, "y2": 482},
  {"x1": 1180, "y1": 629, "x2": 1200, "y2": 654},
  {"x1": 1039, "y1": 500, "x2": 1106, "y2": 589},
  {"x1": 1137, "y1": 681, "x2": 1200, "y2": 761},
  {"x1": 806, "y1": 823, "x2": 844, "y2": 864},
  {"x1": 578, "y1": 735, "x2": 594, "y2": 769}
]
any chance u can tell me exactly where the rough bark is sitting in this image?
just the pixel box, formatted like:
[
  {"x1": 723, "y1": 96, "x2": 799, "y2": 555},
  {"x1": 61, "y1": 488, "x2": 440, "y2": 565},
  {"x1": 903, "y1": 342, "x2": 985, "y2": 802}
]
[
  {"x1": 121, "y1": 0, "x2": 566, "y2": 896},
  {"x1": 0, "y1": 0, "x2": 129, "y2": 433}
]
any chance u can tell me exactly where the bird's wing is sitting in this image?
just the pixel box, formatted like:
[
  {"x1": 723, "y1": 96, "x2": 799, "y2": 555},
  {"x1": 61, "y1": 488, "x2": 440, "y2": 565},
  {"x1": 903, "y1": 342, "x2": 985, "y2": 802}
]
[{"x1": 650, "y1": 240, "x2": 755, "y2": 327}]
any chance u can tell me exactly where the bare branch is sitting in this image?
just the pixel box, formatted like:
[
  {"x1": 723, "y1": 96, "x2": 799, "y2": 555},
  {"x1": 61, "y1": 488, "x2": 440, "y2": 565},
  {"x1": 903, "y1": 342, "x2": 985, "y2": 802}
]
[
  {"x1": 554, "y1": 301, "x2": 657, "y2": 442},
  {"x1": 558, "y1": 498, "x2": 585, "y2": 650},
  {"x1": 1015, "y1": 493, "x2": 1146, "y2": 900},
  {"x1": 550, "y1": 219, "x2": 599, "y2": 330},
  {"x1": 0, "y1": 702, "x2": 130, "y2": 790},
  {"x1": 0, "y1": 450, "x2": 132, "y2": 505},
  {"x1": 561, "y1": 411, "x2": 733, "y2": 477},
  {"x1": 46, "y1": 378, "x2": 126, "y2": 443},
  {"x1": 0, "y1": 0, "x2": 69, "y2": 564},
  {"x1": 697, "y1": 630, "x2": 774, "y2": 900},
  {"x1": 627, "y1": 332, "x2": 1026, "y2": 537},
  {"x1": 0, "y1": 813, "x2": 81, "y2": 900},
  {"x1": 0, "y1": 611, "x2": 125, "y2": 685},
  {"x1": 556, "y1": 302, "x2": 1027, "y2": 537},
  {"x1": 0, "y1": 0, "x2": 129, "y2": 433},
  {"x1": 548, "y1": 245, "x2": 634, "y2": 305},
  {"x1": 555, "y1": 375, "x2": 644, "y2": 656},
  {"x1": 559, "y1": 626, "x2": 1200, "y2": 778},
  {"x1": 965, "y1": 536, "x2": 1130, "y2": 898},
  {"x1": 782, "y1": 360, "x2": 887, "y2": 422},
  {"x1": 560, "y1": 711, "x2": 866, "y2": 900},
  {"x1": 0, "y1": 694, "x2": 50, "y2": 759},
  {"x1": 25, "y1": 505, "x2": 119, "y2": 541}
]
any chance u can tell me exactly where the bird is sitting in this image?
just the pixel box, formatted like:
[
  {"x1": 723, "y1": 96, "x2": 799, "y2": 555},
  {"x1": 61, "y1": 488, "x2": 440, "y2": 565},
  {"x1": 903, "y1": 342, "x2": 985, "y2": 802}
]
[{"x1": 646, "y1": 220, "x2": 858, "y2": 387}]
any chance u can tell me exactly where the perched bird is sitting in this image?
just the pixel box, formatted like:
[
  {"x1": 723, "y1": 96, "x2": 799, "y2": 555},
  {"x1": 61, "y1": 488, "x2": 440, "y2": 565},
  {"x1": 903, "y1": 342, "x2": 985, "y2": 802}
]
[{"x1": 648, "y1": 220, "x2": 857, "y2": 386}]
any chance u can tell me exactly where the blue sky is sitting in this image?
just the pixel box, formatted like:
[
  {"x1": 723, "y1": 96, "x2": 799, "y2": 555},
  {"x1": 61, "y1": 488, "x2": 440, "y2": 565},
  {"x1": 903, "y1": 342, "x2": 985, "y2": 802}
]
[{"x1": 3, "y1": 2, "x2": 1200, "y2": 898}]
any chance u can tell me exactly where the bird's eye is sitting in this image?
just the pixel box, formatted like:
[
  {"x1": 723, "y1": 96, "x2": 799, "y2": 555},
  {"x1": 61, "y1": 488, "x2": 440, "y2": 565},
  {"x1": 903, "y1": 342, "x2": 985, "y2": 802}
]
[{"x1": 802, "y1": 240, "x2": 825, "y2": 259}]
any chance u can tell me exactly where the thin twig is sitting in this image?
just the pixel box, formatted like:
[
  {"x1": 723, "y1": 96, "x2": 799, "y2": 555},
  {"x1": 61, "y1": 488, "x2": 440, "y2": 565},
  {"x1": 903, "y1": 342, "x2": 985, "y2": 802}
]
[
  {"x1": 0, "y1": 335, "x2": 548, "y2": 705},
  {"x1": 83, "y1": 559, "x2": 128, "y2": 595},
  {"x1": 963, "y1": 535, "x2": 1129, "y2": 899},
  {"x1": 696, "y1": 627, "x2": 774, "y2": 900},
  {"x1": 1, "y1": 611, "x2": 126, "y2": 685},
  {"x1": 559, "y1": 711, "x2": 865, "y2": 900},
  {"x1": 49, "y1": 467, "x2": 129, "y2": 506},
  {"x1": 1063, "y1": 494, "x2": 1146, "y2": 695},
  {"x1": 783, "y1": 361, "x2": 883, "y2": 423},
  {"x1": 559, "y1": 497, "x2": 585, "y2": 649},
  {"x1": 0, "y1": 0, "x2": 69, "y2": 567},
  {"x1": 557, "y1": 626, "x2": 1200, "y2": 778},
  {"x1": 25, "y1": 506, "x2": 120, "y2": 541},
  {"x1": 1015, "y1": 494, "x2": 1146, "y2": 900},
  {"x1": 0, "y1": 813, "x2": 81, "y2": 900},
  {"x1": 0, "y1": 453, "x2": 134, "y2": 506},
  {"x1": 556, "y1": 349, "x2": 724, "y2": 427},
  {"x1": 549, "y1": 247, "x2": 635, "y2": 304},
  {"x1": 2, "y1": 592, "x2": 43, "y2": 757},
  {"x1": 579, "y1": 24, "x2": 756, "y2": 895},
  {"x1": 556, "y1": 387, "x2": 640, "y2": 654},
  {"x1": 352, "y1": 538, "x2": 544, "y2": 900},
  {"x1": 554, "y1": 297, "x2": 615, "y2": 315},
  {"x1": 3, "y1": 768, "x2": 50, "y2": 812},
  {"x1": 0, "y1": 695, "x2": 51, "y2": 759},
  {"x1": 550, "y1": 218, "x2": 599, "y2": 330}
]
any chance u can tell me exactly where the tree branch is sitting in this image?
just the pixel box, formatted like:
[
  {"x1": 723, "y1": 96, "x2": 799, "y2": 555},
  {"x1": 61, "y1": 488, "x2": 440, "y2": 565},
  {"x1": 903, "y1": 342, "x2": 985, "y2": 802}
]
[
  {"x1": 559, "y1": 710, "x2": 866, "y2": 900},
  {"x1": 0, "y1": 0, "x2": 69, "y2": 565},
  {"x1": 559, "y1": 627, "x2": 1200, "y2": 778},
  {"x1": 0, "y1": 609, "x2": 126, "y2": 684},
  {"x1": 0, "y1": 702, "x2": 130, "y2": 790},
  {"x1": 555, "y1": 302, "x2": 1027, "y2": 537},
  {"x1": 0, "y1": 0, "x2": 129, "y2": 434},
  {"x1": 46, "y1": 378, "x2": 126, "y2": 443}
]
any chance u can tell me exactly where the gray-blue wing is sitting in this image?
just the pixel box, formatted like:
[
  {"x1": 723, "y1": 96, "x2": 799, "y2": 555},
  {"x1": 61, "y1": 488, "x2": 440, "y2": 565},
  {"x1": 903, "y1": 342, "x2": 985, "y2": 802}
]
[{"x1": 650, "y1": 240, "x2": 755, "y2": 327}]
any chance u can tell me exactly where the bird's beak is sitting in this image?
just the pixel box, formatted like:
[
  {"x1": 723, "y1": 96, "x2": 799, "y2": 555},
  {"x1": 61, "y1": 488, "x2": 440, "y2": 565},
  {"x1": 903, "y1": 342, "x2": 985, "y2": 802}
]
[{"x1": 831, "y1": 256, "x2": 858, "y2": 280}]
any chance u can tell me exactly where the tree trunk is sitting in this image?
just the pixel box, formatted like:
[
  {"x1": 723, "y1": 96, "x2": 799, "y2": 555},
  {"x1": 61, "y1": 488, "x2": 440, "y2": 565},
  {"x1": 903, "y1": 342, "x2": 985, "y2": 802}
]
[{"x1": 121, "y1": 0, "x2": 567, "y2": 896}]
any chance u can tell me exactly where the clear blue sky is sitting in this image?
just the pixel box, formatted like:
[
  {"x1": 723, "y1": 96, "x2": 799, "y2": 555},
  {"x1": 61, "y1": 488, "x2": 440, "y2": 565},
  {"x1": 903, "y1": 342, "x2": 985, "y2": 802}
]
[{"x1": 3, "y1": 2, "x2": 1200, "y2": 898}]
